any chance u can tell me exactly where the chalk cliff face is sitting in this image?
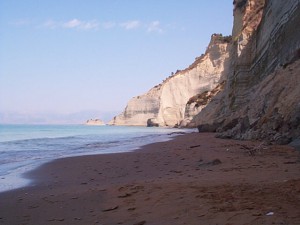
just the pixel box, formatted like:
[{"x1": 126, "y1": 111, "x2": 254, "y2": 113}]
[
  {"x1": 192, "y1": 0, "x2": 300, "y2": 143},
  {"x1": 109, "y1": 35, "x2": 231, "y2": 126},
  {"x1": 108, "y1": 87, "x2": 161, "y2": 126},
  {"x1": 109, "y1": 0, "x2": 300, "y2": 144}
]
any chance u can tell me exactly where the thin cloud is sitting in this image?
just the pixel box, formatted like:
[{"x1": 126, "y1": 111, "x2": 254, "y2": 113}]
[
  {"x1": 147, "y1": 21, "x2": 163, "y2": 33},
  {"x1": 42, "y1": 19, "x2": 58, "y2": 29},
  {"x1": 40, "y1": 19, "x2": 165, "y2": 33},
  {"x1": 63, "y1": 19, "x2": 82, "y2": 28},
  {"x1": 62, "y1": 19, "x2": 99, "y2": 30},
  {"x1": 80, "y1": 20, "x2": 99, "y2": 30},
  {"x1": 102, "y1": 21, "x2": 116, "y2": 29},
  {"x1": 120, "y1": 20, "x2": 141, "y2": 30},
  {"x1": 42, "y1": 19, "x2": 99, "y2": 30}
]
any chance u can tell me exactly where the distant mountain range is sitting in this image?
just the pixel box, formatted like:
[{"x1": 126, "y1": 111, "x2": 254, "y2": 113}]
[{"x1": 0, "y1": 110, "x2": 118, "y2": 124}]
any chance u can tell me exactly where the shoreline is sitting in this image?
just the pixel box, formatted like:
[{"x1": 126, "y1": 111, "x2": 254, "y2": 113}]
[
  {"x1": 0, "y1": 132, "x2": 299, "y2": 225},
  {"x1": 0, "y1": 125, "x2": 188, "y2": 193}
]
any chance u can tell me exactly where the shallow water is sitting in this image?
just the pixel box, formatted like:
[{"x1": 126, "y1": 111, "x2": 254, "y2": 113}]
[{"x1": 0, "y1": 124, "x2": 191, "y2": 192}]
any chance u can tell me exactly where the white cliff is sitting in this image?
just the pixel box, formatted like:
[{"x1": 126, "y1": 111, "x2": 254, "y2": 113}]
[
  {"x1": 108, "y1": 87, "x2": 161, "y2": 126},
  {"x1": 109, "y1": 34, "x2": 231, "y2": 127}
]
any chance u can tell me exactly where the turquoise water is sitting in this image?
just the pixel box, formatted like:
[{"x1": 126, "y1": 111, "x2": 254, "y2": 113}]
[{"x1": 0, "y1": 124, "x2": 190, "y2": 192}]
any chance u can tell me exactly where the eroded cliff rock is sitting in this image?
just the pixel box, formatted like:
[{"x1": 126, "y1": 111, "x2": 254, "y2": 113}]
[
  {"x1": 191, "y1": 0, "x2": 300, "y2": 143},
  {"x1": 108, "y1": 87, "x2": 161, "y2": 126},
  {"x1": 109, "y1": 0, "x2": 300, "y2": 144},
  {"x1": 180, "y1": 81, "x2": 226, "y2": 127},
  {"x1": 219, "y1": 60, "x2": 300, "y2": 144},
  {"x1": 109, "y1": 34, "x2": 231, "y2": 126}
]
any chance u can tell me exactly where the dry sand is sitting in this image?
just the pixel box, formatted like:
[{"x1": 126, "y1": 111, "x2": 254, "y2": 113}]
[{"x1": 0, "y1": 132, "x2": 299, "y2": 225}]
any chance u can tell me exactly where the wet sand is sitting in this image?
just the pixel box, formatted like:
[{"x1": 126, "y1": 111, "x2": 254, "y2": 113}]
[{"x1": 0, "y1": 132, "x2": 299, "y2": 225}]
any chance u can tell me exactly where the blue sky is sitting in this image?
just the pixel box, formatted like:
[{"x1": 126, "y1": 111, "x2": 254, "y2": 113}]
[{"x1": 0, "y1": 0, "x2": 233, "y2": 124}]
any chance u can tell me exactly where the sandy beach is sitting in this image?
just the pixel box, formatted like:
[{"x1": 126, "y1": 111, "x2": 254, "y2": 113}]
[{"x1": 0, "y1": 132, "x2": 299, "y2": 225}]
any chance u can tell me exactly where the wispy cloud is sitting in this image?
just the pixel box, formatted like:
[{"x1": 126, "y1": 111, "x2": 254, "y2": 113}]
[
  {"x1": 63, "y1": 19, "x2": 99, "y2": 30},
  {"x1": 41, "y1": 18, "x2": 99, "y2": 30},
  {"x1": 120, "y1": 20, "x2": 141, "y2": 30},
  {"x1": 63, "y1": 19, "x2": 82, "y2": 28},
  {"x1": 102, "y1": 21, "x2": 116, "y2": 29},
  {"x1": 39, "y1": 19, "x2": 165, "y2": 33},
  {"x1": 147, "y1": 21, "x2": 163, "y2": 33},
  {"x1": 81, "y1": 21, "x2": 99, "y2": 30},
  {"x1": 43, "y1": 19, "x2": 57, "y2": 29}
]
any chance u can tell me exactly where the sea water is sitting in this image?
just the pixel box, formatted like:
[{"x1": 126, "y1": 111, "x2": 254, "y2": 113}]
[{"x1": 0, "y1": 124, "x2": 190, "y2": 192}]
